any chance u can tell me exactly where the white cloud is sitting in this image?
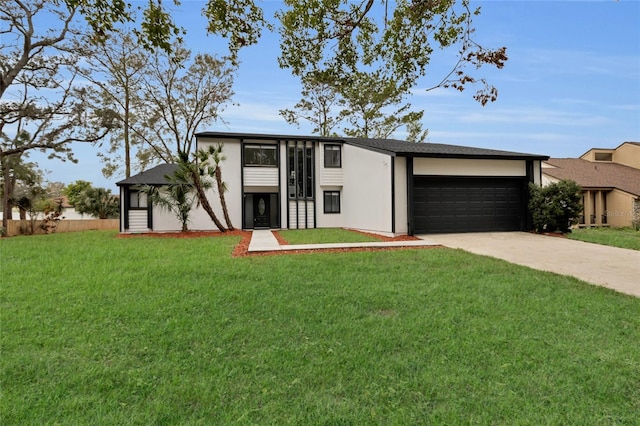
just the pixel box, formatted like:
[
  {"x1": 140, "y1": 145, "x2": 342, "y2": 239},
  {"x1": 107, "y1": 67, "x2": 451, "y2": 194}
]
[{"x1": 515, "y1": 48, "x2": 640, "y2": 79}]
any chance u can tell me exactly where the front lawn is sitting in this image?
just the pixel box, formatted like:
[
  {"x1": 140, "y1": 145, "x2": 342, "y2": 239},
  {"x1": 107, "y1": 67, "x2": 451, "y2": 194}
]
[
  {"x1": 568, "y1": 227, "x2": 640, "y2": 250},
  {"x1": 277, "y1": 227, "x2": 381, "y2": 244},
  {"x1": 2, "y1": 231, "x2": 639, "y2": 424}
]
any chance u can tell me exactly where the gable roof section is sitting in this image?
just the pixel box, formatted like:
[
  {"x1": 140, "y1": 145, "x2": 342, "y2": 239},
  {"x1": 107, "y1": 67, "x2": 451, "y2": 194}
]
[
  {"x1": 196, "y1": 131, "x2": 548, "y2": 160},
  {"x1": 116, "y1": 164, "x2": 178, "y2": 186},
  {"x1": 543, "y1": 158, "x2": 640, "y2": 196}
]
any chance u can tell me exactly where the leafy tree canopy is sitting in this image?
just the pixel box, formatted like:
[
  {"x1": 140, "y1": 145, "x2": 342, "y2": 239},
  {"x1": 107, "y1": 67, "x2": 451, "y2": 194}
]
[
  {"x1": 63, "y1": 180, "x2": 93, "y2": 206},
  {"x1": 74, "y1": 186, "x2": 119, "y2": 219}
]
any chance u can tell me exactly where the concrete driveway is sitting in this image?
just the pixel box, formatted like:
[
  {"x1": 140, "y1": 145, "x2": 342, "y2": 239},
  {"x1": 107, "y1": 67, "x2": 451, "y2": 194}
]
[{"x1": 421, "y1": 232, "x2": 640, "y2": 298}]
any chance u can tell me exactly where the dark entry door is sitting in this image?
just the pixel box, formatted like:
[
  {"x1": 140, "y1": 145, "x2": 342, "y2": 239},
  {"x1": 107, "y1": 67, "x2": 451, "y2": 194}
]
[{"x1": 253, "y1": 194, "x2": 270, "y2": 228}]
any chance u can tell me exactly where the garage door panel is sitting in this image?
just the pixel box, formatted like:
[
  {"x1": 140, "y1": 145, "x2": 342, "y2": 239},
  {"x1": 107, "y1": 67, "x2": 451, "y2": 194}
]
[{"x1": 413, "y1": 176, "x2": 525, "y2": 233}]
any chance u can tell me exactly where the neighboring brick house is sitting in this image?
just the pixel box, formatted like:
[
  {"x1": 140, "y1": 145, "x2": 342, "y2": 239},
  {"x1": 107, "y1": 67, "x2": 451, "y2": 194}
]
[{"x1": 542, "y1": 142, "x2": 640, "y2": 228}]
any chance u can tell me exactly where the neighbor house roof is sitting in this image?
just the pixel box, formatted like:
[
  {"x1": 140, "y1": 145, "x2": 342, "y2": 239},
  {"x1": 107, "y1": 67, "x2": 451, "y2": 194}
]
[
  {"x1": 543, "y1": 158, "x2": 640, "y2": 196},
  {"x1": 116, "y1": 164, "x2": 178, "y2": 186},
  {"x1": 195, "y1": 131, "x2": 548, "y2": 160}
]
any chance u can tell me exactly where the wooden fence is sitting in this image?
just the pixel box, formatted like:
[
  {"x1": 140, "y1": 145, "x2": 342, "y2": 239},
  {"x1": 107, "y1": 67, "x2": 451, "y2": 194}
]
[{"x1": 4, "y1": 219, "x2": 119, "y2": 237}]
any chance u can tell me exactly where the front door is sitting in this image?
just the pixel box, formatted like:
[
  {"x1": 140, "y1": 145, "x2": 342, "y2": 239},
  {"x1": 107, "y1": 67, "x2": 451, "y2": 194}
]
[{"x1": 253, "y1": 194, "x2": 270, "y2": 228}]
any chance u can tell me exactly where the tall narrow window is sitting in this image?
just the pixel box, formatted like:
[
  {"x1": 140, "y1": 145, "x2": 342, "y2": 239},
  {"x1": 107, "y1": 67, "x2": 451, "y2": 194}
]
[
  {"x1": 288, "y1": 146, "x2": 296, "y2": 198},
  {"x1": 324, "y1": 191, "x2": 340, "y2": 213},
  {"x1": 296, "y1": 146, "x2": 305, "y2": 197},
  {"x1": 324, "y1": 144, "x2": 341, "y2": 168},
  {"x1": 287, "y1": 142, "x2": 315, "y2": 199},
  {"x1": 305, "y1": 147, "x2": 313, "y2": 198}
]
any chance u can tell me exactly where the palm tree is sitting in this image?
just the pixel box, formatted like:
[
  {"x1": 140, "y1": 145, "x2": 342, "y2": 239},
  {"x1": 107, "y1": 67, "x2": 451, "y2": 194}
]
[
  {"x1": 177, "y1": 151, "x2": 226, "y2": 232},
  {"x1": 140, "y1": 159, "x2": 197, "y2": 232},
  {"x1": 75, "y1": 187, "x2": 120, "y2": 219},
  {"x1": 197, "y1": 144, "x2": 234, "y2": 230}
]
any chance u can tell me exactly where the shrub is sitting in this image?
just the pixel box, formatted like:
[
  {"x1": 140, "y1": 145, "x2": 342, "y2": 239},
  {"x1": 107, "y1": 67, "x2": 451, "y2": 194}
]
[{"x1": 529, "y1": 180, "x2": 582, "y2": 233}]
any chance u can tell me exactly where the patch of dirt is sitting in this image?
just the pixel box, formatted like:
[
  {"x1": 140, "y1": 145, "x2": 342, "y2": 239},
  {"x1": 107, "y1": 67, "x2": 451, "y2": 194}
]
[
  {"x1": 272, "y1": 231, "x2": 289, "y2": 245},
  {"x1": 234, "y1": 244, "x2": 441, "y2": 258}
]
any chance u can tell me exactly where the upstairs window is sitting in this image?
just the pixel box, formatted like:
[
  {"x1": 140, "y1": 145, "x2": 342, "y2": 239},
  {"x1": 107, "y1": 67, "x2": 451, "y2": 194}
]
[
  {"x1": 324, "y1": 144, "x2": 341, "y2": 168},
  {"x1": 244, "y1": 144, "x2": 277, "y2": 166},
  {"x1": 594, "y1": 152, "x2": 612, "y2": 161},
  {"x1": 129, "y1": 191, "x2": 147, "y2": 209}
]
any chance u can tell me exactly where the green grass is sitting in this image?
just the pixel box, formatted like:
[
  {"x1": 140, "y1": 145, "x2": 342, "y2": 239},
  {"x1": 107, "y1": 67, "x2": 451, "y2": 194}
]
[
  {"x1": 568, "y1": 227, "x2": 640, "y2": 250},
  {"x1": 277, "y1": 227, "x2": 381, "y2": 244},
  {"x1": 2, "y1": 231, "x2": 639, "y2": 424}
]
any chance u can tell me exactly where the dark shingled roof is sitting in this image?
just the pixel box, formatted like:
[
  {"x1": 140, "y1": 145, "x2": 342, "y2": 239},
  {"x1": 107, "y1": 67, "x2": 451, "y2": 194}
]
[
  {"x1": 345, "y1": 137, "x2": 548, "y2": 159},
  {"x1": 195, "y1": 131, "x2": 548, "y2": 160},
  {"x1": 116, "y1": 164, "x2": 178, "y2": 186},
  {"x1": 543, "y1": 158, "x2": 640, "y2": 196}
]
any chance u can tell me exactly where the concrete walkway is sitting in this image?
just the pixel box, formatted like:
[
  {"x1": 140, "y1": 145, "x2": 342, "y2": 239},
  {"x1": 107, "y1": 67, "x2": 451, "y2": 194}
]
[
  {"x1": 424, "y1": 232, "x2": 640, "y2": 298},
  {"x1": 248, "y1": 230, "x2": 440, "y2": 253}
]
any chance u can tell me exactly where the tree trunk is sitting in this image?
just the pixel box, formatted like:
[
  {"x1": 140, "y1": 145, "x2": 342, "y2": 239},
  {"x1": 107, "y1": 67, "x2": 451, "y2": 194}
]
[
  {"x1": 191, "y1": 170, "x2": 225, "y2": 232},
  {"x1": 124, "y1": 90, "x2": 131, "y2": 178},
  {"x1": 2, "y1": 161, "x2": 11, "y2": 232},
  {"x1": 215, "y1": 166, "x2": 234, "y2": 230}
]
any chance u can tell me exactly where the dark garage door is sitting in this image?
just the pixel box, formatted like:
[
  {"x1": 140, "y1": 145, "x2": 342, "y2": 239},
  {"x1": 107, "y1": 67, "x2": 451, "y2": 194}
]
[{"x1": 413, "y1": 176, "x2": 526, "y2": 233}]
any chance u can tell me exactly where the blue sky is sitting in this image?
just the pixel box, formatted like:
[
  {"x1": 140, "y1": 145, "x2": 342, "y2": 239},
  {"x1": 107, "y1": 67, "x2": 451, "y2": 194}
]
[{"x1": 33, "y1": 0, "x2": 640, "y2": 190}]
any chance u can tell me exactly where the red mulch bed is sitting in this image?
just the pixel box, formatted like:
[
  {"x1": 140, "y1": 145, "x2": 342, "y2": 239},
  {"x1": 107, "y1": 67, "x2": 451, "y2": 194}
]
[
  {"x1": 117, "y1": 229, "x2": 438, "y2": 258},
  {"x1": 272, "y1": 231, "x2": 289, "y2": 245}
]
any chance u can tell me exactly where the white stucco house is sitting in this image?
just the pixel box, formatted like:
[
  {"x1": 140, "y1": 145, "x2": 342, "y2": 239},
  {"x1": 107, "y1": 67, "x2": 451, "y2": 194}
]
[{"x1": 116, "y1": 132, "x2": 548, "y2": 235}]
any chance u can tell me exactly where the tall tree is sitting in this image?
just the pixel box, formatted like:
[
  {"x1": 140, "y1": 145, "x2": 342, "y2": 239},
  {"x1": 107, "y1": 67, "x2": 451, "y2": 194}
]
[
  {"x1": 0, "y1": 1, "x2": 120, "y2": 230},
  {"x1": 129, "y1": 44, "x2": 236, "y2": 166},
  {"x1": 82, "y1": 31, "x2": 150, "y2": 179},
  {"x1": 279, "y1": 72, "x2": 342, "y2": 137},
  {"x1": 277, "y1": 0, "x2": 507, "y2": 139},
  {"x1": 197, "y1": 145, "x2": 234, "y2": 230},
  {"x1": 338, "y1": 71, "x2": 428, "y2": 141},
  {"x1": 178, "y1": 151, "x2": 226, "y2": 232}
]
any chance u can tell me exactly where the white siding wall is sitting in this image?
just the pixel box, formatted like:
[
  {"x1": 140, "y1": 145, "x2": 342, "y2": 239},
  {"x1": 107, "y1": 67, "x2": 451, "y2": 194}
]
[
  {"x1": 244, "y1": 168, "x2": 279, "y2": 186},
  {"x1": 341, "y1": 145, "x2": 393, "y2": 234},
  {"x1": 127, "y1": 210, "x2": 148, "y2": 232},
  {"x1": 414, "y1": 158, "x2": 527, "y2": 176},
  {"x1": 187, "y1": 138, "x2": 244, "y2": 231},
  {"x1": 319, "y1": 143, "x2": 344, "y2": 185},
  {"x1": 532, "y1": 160, "x2": 543, "y2": 185},
  {"x1": 288, "y1": 200, "x2": 315, "y2": 229},
  {"x1": 320, "y1": 168, "x2": 344, "y2": 186},
  {"x1": 394, "y1": 157, "x2": 408, "y2": 234}
]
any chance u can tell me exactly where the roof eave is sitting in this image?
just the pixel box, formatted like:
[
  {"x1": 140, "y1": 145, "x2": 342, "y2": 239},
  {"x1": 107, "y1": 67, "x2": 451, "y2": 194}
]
[{"x1": 398, "y1": 152, "x2": 549, "y2": 161}]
